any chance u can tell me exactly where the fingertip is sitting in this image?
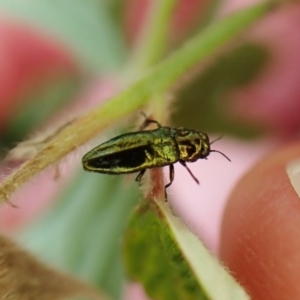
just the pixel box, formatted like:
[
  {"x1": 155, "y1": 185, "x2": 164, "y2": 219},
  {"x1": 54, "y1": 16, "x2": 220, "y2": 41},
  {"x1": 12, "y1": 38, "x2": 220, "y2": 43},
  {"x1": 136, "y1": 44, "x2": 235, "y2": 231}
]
[{"x1": 220, "y1": 142, "x2": 300, "y2": 299}]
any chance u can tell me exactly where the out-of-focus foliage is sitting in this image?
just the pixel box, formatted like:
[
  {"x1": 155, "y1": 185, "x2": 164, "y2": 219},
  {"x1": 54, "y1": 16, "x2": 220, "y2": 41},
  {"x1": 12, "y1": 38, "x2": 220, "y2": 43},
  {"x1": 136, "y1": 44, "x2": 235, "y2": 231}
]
[
  {"x1": 173, "y1": 43, "x2": 269, "y2": 138},
  {"x1": 0, "y1": 0, "x2": 127, "y2": 72}
]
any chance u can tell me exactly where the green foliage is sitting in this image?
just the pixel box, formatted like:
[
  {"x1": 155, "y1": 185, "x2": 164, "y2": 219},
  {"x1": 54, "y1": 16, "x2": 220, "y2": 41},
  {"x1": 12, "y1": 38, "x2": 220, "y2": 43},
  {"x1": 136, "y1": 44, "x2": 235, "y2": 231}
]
[
  {"x1": 173, "y1": 43, "x2": 269, "y2": 137},
  {"x1": 19, "y1": 171, "x2": 139, "y2": 299},
  {"x1": 0, "y1": 0, "x2": 126, "y2": 72},
  {"x1": 123, "y1": 200, "x2": 249, "y2": 300},
  {"x1": 123, "y1": 200, "x2": 208, "y2": 300}
]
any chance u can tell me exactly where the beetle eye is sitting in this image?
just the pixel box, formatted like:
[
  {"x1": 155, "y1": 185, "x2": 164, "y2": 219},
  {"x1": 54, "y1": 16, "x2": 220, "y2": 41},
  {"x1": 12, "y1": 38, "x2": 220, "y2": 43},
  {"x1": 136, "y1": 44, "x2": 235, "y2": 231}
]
[{"x1": 200, "y1": 148, "x2": 208, "y2": 158}]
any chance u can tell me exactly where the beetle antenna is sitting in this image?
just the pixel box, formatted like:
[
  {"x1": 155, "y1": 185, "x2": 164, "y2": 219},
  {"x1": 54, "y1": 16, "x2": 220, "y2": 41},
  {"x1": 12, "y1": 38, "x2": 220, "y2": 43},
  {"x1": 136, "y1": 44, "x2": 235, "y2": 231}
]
[
  {"x1": 210, "y1": 136, "x2": 223, "y2": 145},
  {"x1": 210, "y1": 136, "x2": 231, "y2": 161},
  {"x1": 210, "y1": 150, "x2": 231, "y2": 162}
]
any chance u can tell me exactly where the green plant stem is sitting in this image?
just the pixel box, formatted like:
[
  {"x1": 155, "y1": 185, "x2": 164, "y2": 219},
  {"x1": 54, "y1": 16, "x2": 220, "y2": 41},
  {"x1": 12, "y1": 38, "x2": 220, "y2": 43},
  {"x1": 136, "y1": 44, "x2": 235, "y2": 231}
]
[
  {"x1": 0, "y1": 2, "x2": 273, "y2": 202},
  {"x1": 127, "y1": 0, "x2": 177, "y2": 75}
]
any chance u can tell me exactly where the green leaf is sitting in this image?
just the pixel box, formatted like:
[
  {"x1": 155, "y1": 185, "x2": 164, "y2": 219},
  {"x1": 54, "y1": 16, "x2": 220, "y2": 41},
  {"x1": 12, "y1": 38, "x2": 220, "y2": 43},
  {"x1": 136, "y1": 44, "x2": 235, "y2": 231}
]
[
  {"x1": 123, "y1": 199, "x2": 249, "y2": 300},
  {"x1": 18, "y1": 170, "x2": 139, "y2": 299},
  {"x1": 0, "y1": 0, "x2": 126, "y2": 72}
]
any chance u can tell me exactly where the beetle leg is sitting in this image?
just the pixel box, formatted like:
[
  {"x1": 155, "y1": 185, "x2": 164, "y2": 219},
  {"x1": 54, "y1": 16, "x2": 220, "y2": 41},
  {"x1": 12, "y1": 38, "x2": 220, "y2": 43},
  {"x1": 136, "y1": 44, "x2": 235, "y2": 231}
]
[
  {"x1": 163, "y1": 164, "x2": 174, "y2": 200},
  {"x1": 165, "y1": 164, "x2": 174, "y2": 189},
  {"x1": 135, "y1": 169, "x2": 146, "y2": 182},
  {"x1": 179, "y1": 160, "x2": 199, "y2": 184},
  {"x1": 140, "y1": 112, "x2": 161, "y2": 130}
]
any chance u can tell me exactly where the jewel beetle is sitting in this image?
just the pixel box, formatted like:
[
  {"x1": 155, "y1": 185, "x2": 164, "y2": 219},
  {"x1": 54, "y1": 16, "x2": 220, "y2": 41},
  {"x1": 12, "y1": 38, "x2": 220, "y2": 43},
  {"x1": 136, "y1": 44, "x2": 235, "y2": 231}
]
[{"x1": 82, "y1": 116, "x2": 230, "y2": 196}]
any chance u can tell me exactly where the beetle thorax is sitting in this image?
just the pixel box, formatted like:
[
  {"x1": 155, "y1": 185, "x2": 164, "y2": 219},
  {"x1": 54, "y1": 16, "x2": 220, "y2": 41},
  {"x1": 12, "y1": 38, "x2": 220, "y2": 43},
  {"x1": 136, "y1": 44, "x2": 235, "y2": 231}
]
[{"x1": 174, "y1": 129, "x2": 210, "y2": 162}]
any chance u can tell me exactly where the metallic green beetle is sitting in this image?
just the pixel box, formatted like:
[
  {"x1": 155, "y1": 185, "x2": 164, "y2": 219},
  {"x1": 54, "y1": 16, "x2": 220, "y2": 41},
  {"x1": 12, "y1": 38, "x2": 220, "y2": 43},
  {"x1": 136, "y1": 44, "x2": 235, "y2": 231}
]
[{"x1": 82, "y1": 117, "x2": 230, "y2": 194}]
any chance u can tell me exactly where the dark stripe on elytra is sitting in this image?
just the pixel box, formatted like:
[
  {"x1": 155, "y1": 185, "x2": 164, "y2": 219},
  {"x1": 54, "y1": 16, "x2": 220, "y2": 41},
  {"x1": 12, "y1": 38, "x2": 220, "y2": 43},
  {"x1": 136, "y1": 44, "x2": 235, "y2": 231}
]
[{"x1": 86, "y1": 145, "x2": 150, "y2": 169}]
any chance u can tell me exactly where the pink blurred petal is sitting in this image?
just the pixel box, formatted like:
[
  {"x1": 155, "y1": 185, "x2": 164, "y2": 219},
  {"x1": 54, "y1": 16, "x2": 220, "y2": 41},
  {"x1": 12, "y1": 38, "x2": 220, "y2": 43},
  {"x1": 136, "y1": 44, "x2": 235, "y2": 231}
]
[
  {"x1": 0, "y1": 18, "x2": 77, "y2": 131},
  {"x1": 124, "y1": 282, "x2": 149, "y2": 300},
  {"x1": 228, "y1": 3, "x2": 300, "y2": 135},
  {"x1": 123, "y1": 0, "x2": 151, "y2": 45}
]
